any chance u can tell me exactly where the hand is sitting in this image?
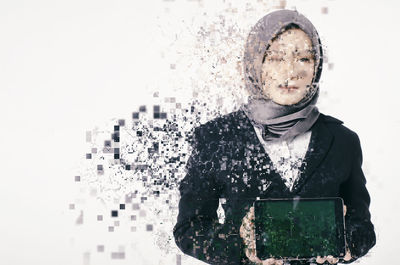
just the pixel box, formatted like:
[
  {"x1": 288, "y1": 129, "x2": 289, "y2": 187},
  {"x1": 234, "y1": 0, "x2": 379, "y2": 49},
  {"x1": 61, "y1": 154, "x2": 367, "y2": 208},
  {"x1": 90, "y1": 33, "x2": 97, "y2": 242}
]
[
  {"x1": 315, "y1": 204, "x2": 352, "y2": 264},
  {"x1": 315, "y1": 248, "x2": 351, "y2": 264},
  {"x1": 239, "y1": 206, "x2": 284, "y2": 265},
  {"x1": 315, "y1": 255, "x2": 339, "y2": 264}
]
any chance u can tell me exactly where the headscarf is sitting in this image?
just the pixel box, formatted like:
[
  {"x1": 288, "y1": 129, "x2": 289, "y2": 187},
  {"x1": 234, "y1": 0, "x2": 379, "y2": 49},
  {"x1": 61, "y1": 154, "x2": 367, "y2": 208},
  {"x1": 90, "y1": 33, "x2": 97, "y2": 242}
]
[{"x1": 241, "y1": 9, "x2": 323, "y2": 141}]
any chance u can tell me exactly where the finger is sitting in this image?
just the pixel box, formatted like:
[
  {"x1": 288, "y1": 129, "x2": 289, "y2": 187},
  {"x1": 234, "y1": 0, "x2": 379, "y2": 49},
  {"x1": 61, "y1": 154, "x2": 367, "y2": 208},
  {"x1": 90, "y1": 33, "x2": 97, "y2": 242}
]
[
  {"x1": 248, "y1": 236, "x2": 255, "y2": 250},
  {"x1": 247, "y1": 249, "x2": 263, "y2": 264},
  {"x1": 239, "y1": 226, "x2": 244, "y2": 238},
  {"x1": 250, "y1": 255, "x2": 263, "y2": 264},
  {"x1": 343, "y1": 249, "x2": 352, "y2": 261},
  {"x1": 243, "y1": 207, "x2": 252, "y2": 223},
  {"x1": 326, "y1": 255, "x2": 339, "y2": 264},
  {"x1": 240, "y1": 222, "x2": 250, "y2": 237},
  {"x1": 343, "y1": 205, "x2": 347, "y2": 216},
  {"x1": 316, "y1": 256, "x2": 327, "y2": 264},
  {"x1": 240, "y1": 224, "x2": 250, "y2": 241},
  {"x1": 243, "y1": 209, "x2": 254, "y2": 228},
  {"x1": 274, "y1": 259, "x2": 284, "y2": 265},
  {"x1": 254, "y1": 257, "x2": 263, "y2": 263},
  {"x1": 240, "y1": 215, "x2": 253, "y2": 240},
  {"x1": 243, "y1": 213, "x2": 250, "y2": 225},
  {"x1": 250, "y1": 206, "x2": 254, "y2": 214},
  {"x1": 249, "y1": 206, "x2": 255, "y2": 221},
  {"x1": 262, "y1": 258, "x2": 275, "y2": 265},
  {"x1": 245, "y1": 248, "x2": 255, "y2": 261}
]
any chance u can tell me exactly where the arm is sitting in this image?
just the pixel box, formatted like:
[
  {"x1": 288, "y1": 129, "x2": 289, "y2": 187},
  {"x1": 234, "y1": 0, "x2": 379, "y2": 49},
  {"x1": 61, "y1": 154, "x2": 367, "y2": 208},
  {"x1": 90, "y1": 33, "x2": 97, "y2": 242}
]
[
  {"x1": 173, "y1": 127, "x2": 243, "y2": 265},
  {"x1": 339, "y1": 133, "x2": 376, "y2": 263}
]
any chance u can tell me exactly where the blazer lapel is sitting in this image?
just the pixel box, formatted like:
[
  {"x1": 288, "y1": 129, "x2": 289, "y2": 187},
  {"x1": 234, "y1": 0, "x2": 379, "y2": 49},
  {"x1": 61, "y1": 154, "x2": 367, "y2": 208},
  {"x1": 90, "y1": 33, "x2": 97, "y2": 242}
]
[
  {"x1": 237, "y1": 111, "x2": 288, "y2": 191},
  {"x1": 291, "y1": 118, "x2": 334, "y2": 194}
]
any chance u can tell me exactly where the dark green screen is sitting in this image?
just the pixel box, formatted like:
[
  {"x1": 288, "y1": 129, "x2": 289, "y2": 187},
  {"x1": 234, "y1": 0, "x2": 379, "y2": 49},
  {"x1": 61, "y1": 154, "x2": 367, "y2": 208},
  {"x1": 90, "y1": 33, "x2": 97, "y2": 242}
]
[{"x1": 255, "y1": 200, "x2": 340, "y2": 259}]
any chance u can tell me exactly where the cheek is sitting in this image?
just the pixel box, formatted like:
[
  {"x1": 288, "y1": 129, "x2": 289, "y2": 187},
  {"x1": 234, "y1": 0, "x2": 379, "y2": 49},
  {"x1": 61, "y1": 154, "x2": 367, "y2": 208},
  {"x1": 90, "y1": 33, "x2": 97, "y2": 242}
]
[
  {"x1": 264, "y1": 68, "x2": 284, "y2": 82},
  {"x1": 298, "y1": 66, "x2": 315, "y2": 82},
  {"x1": 305, "y1": 65, "x2": 315, "y2": 79},
  {"x1": 298, "y1": 70, "x2": 308, "y2": 78},
  {"x1": 261, "y1": 67, "x2": 274, "y2": 84}
]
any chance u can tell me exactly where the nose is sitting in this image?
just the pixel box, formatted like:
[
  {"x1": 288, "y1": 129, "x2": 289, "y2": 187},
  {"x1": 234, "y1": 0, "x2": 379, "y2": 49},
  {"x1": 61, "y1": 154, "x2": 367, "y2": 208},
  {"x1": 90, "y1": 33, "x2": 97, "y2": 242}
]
[
  {"x1": 286, "y1": 60, "x2": 306, "y2": 81},
  {"x1": 286, "y1": 60, "x2": 297, "y2": 81}
]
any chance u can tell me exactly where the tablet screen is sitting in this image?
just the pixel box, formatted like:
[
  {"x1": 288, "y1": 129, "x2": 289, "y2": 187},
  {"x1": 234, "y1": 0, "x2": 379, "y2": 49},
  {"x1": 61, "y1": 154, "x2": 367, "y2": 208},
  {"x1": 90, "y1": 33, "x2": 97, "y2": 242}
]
[{"x1": 254, "y1": 198, "x2": 346, "y2": 260}]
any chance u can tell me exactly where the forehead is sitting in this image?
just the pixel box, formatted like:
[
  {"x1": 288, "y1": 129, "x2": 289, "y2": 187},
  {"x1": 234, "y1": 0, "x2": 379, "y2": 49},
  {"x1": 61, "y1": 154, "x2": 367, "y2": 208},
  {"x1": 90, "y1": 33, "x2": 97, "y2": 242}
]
[{"x1": 268, "y1": 28, "x2": 313, "y2": 52}]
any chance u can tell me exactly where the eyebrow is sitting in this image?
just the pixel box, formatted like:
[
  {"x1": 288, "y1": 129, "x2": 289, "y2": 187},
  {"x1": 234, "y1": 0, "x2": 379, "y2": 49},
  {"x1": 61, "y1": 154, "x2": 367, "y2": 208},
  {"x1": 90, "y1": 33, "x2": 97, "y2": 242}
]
[
  {"x1": 262, "y1": 49, "x2": 315, "y2": 63},
  {"x1": 265, "y1": 50, "x2": 315, "y2": 57},
  {"x1": 265, "y1": 50, "x2": 284, "y2": 55},
  {"x1": 266, "y1": 49, "x2": 314, "y2": 54},
  {"x1": 295, "y1": 49, "x2": 315, "y2": 55}
]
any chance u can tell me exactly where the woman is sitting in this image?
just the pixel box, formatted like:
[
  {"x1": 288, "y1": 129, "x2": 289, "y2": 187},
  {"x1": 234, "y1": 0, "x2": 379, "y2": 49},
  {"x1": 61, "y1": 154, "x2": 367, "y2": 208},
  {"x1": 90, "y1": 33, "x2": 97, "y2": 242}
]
[{"x1": 173, "y1": 10, "x2": 375, "y2": 265}]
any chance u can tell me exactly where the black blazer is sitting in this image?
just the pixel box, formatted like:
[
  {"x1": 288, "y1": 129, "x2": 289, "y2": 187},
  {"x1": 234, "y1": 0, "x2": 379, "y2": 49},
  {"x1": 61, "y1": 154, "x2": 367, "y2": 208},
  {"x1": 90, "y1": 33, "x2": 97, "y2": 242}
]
[{"x1": 173, "y1": 109, "x2": 376, "y2": 265}]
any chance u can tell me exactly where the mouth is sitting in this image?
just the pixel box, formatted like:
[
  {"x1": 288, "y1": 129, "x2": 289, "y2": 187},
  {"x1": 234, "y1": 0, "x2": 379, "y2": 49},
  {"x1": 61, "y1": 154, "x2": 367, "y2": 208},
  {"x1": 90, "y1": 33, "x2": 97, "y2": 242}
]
[{"x1": 278, "y1": 85, "x2": 299, "y2": 91}]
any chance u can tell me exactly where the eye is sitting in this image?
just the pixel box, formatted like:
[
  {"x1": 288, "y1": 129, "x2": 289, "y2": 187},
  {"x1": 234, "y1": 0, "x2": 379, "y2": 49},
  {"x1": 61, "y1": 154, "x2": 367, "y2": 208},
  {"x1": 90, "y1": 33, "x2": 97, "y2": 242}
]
[
  {"x1": 299, "y1": 57, "x2": 310, "y2": 62},
  {"x1": 268, "y1": 57, "x2": 284, "y2": 62}
]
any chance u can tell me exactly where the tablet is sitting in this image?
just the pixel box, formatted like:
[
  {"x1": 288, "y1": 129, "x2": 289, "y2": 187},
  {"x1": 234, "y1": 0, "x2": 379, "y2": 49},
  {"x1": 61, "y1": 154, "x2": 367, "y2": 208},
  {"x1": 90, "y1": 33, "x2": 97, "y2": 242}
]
[{"x1": 254, "y1": 197, "x2": 346, "y2": 261}]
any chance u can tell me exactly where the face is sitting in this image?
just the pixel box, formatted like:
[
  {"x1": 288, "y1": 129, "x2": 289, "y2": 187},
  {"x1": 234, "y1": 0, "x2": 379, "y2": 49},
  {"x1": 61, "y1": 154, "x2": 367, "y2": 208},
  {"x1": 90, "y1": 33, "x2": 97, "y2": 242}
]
[{"x1": 261, "y1": 28, "x2": 316, "y2": 105}]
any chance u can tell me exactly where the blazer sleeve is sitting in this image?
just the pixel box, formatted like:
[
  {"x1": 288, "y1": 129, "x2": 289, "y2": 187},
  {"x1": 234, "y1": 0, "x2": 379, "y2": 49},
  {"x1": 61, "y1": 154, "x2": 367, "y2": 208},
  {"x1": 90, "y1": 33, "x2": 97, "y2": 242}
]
[
  {"x1": 339, "y1": 133, "x2": 376, "y2": 263},
  {"x1": 173, "y1": 127, "x2": 243, "y2": 265}
]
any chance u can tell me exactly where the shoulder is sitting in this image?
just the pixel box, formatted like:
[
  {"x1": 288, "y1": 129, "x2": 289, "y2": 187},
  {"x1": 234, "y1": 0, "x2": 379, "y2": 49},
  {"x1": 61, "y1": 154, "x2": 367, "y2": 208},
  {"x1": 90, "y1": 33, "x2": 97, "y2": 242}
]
[
  {"x1": 318, "y1": 113, "x2": 361, "y2": 146},
  {"x1": 192, "y1": 110, "x2": 245, "y2": 142}
]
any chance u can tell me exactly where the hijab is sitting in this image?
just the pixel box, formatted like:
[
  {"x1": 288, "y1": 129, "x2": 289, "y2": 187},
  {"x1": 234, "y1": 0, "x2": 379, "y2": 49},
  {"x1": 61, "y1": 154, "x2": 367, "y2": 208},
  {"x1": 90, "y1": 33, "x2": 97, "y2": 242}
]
[{"x1": 241, "y1": 9, "x2": 323, "y2": 142}]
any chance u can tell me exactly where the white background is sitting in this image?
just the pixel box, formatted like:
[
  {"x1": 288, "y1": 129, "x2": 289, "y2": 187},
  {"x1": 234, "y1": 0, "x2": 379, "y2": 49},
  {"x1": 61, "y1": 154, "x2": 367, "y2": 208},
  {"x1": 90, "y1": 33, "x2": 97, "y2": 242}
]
[{"x1": 1, "y1": 0, "x2": 399, "y2": 264}]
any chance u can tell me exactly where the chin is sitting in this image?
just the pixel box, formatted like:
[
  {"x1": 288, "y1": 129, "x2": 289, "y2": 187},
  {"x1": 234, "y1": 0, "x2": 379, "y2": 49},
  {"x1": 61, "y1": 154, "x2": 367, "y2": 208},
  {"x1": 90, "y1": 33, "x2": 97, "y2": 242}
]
[{"x1": 274, "y1": 97, "x2": 302, "y2": 106}]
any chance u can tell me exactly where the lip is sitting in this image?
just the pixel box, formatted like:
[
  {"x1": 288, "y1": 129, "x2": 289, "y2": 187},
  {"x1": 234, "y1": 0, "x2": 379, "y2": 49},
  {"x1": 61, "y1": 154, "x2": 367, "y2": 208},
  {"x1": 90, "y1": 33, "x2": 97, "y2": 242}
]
[{"x1": 279, "y1": 85, "x2": 299, "y2": 90}]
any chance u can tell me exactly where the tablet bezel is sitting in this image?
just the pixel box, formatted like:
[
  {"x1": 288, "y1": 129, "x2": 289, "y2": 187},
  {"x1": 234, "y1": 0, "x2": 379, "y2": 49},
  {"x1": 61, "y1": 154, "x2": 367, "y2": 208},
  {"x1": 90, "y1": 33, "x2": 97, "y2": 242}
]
[{"x1": 254, "y1": 197, "x2": 347, "y2": 261}]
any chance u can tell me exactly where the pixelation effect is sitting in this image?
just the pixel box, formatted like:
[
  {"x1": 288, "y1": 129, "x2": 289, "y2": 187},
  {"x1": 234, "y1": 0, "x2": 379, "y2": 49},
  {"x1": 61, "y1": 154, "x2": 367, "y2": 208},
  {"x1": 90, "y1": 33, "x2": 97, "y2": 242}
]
[
  {"x1": 69, "y1": 1, "x2": 375, "y2": 265},
  {"x1": 71, "y1": 97, "x2": 218, "y2": 264}
]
